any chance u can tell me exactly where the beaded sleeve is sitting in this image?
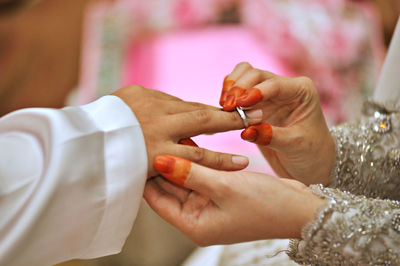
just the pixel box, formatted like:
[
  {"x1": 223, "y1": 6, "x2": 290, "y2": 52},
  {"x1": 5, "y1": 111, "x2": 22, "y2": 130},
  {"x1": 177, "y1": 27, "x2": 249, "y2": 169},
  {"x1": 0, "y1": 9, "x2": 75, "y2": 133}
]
[
  {"x1": 287, "y1": 185, "x2": 400, "y2": 265},
  {"x1": 287, "y1": 101, "x2": 400, "y2": 265},
  {"x1": 328, "y1": 100, "x2": 400, "y2": 199}
]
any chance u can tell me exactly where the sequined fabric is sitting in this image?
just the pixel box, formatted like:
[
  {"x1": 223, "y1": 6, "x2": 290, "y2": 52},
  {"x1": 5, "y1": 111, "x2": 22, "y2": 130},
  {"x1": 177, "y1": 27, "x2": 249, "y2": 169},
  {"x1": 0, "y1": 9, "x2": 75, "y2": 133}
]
[{"x1": 288, "y1": 100, "x2": 400, "y2": 265}]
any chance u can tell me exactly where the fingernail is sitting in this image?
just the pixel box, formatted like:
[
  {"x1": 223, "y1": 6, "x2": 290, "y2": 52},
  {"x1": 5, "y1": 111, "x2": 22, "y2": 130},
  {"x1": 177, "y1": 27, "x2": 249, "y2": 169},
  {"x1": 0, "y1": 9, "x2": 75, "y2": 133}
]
[
  {"x1": 154, "y1": 155, "x2": 191, "y2": 186},
  {"x1": 237, "y1": 88, "x2": 263, "y2": 107},
  {"x1": 154, "y1": 155, "x2": 175, "y2": 174},
  {"x1": 219, "y1": 91, "x2": 227, "y2": 106},
  {"x1": 241, "y1": 127, "x2": 258, "y2": 142},
  {"x1": 232, "y1": 156, "x2": 249, "y2": 166},
  {"x1": 223, "y1": 95, "x2": 236, "y2": 111},
  {"x1": 241, "y1": 123, "x2": 272, "y2": 145},
  {"x1": 245, "y1": 109, "x2": 263, "y2": 120}
]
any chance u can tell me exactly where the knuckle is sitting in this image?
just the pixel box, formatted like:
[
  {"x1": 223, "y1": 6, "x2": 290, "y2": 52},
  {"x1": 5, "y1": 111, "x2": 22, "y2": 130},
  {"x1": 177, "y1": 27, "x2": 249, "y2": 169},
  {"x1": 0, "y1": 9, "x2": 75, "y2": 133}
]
[
  {"x1": 296, "y1": 76, "x2": 314, "y2": 88},
  {"x1": 126, "y1": 84, "x2": 144, "y2": 92},
  {"x1": 191, "y1": 148, "x2": 205, "y2": 162},
  {"x1": 236, "y1": 61, "x2": 252, "y2": 70},
  {"x1": 288, "y1": 133, "x2": 305, "y2": 147},
  {"x1": 213, "y1": 154, "x2": 225, "y2": 169},
  {"x1": 248, "y1": 68, "x2": 262, "y2": 79},
  {"x1": 214, "y1": 176, "x2": 233, "y2": 198},
  {"x1": 268, "y1": 77, "x2": 280, "y2": 87},
  {"x1": 194, "y1": 109, "x2": 212, "y2": 124}
]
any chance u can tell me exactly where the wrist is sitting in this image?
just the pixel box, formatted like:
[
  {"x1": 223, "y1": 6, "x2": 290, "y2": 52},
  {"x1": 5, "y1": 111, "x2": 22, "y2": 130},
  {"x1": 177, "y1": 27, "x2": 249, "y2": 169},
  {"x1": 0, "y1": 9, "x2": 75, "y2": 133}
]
[{"x1": 291, "y1": 190, "x2": 325, "y2": 239}]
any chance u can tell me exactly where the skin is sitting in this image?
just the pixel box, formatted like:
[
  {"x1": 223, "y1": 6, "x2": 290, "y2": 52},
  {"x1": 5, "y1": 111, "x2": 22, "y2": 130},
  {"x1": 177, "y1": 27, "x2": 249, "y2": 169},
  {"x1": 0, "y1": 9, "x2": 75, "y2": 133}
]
[
  {"x1": 221, "y1": 62, "x2": 336, "y2": 186},
  {"x1": 145, "y1": 155, "x2": 325, "y2": 246},
  {"x1": 112, "y1": 84, "x2": 263, "y2": 177}
]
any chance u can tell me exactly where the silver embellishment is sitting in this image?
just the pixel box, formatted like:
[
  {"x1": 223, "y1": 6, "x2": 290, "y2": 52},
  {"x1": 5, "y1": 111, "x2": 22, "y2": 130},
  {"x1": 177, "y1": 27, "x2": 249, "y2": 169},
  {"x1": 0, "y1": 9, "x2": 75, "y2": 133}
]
[{"x1": 392, "y1": 213, "x2": 400, "y2": 233}]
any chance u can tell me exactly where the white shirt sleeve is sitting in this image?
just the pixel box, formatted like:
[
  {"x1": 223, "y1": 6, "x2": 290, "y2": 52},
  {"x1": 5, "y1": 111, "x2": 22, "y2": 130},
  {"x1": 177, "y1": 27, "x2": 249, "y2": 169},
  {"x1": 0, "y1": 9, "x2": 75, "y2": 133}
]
[{"x1": 0, "y1": 95, "x2": 148, "y2": 266}]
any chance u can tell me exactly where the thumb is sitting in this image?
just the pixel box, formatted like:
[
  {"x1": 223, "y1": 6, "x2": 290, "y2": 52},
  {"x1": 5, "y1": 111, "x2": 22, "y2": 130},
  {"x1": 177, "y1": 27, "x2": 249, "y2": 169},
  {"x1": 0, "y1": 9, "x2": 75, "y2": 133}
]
[
  {"x1": 241, "y1": 123, "x2": 291, "y2": 150},
  {"x1": 154, "y1": 155, "x2": 221, "y2": 199}
]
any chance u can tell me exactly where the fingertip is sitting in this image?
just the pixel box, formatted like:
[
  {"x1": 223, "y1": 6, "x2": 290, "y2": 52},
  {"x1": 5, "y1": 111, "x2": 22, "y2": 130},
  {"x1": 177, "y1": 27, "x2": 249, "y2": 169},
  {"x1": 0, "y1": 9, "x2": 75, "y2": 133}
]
[
  {"x1": 241, "y1": 123, "x2": 273, "y2": 145},
  {"x1": 154, "y1": 155, "x2": 175, "y2": 174},
  {"x1": 154, "y1": 155, "x2": 192, "y2": 186},
  {"x1": 256, "y1": 123, "x2": 273, "y2": 146},
  {"x1": 220, "y1": 77, "x2": 236, "y2": 106},
  {"x1": 241, "y1": 127, "x2": 258, "y2": 142},
  {"x1": 236, "y1": 88, "x2": 263, "y2": 107},
  {"x1": 222, "y1": 95, "x2": 236, "y2": 111}
]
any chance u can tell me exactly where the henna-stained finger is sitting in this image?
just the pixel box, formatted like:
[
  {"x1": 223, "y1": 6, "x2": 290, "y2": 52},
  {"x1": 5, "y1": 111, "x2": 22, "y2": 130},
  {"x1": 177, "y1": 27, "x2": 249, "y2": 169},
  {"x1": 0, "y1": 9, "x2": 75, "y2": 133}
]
[
  {"x1": 241, "y1": 123, "x2": 273, "y2": 146},
  {"x1": 220, "y1": 62, "x2": 253, "y2": 106},
  {"x1": 154, "y1": 155, "x2": 192, "y2": 186},
  {"x1": 220, "y1": 75, "x2": 236, "y2": 106},
  {"x1": 153, "y1": 155, "x2": 224, "y2": 200},
  {"x1": 236, "y1": 88, "x2": 263, "y2": 107},
  {"x1": 222, "y1": 86, "x2": 247, "y2": 111}
]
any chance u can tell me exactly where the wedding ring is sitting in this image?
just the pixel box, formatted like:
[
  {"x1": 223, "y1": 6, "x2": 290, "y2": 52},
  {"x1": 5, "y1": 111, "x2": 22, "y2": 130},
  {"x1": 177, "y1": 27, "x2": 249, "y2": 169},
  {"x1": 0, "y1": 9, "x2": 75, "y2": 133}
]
[{"x1": 236, "y1": 107, "x2": 249, "y2": 128}]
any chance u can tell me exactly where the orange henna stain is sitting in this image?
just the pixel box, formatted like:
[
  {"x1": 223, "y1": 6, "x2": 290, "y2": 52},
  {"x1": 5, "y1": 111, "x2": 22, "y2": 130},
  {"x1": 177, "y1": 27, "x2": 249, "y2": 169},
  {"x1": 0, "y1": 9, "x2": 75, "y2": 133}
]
[
  {"x1": 220, "y1": 76, "x2": 236, "y2": 106},
  {"x1": 241, "y1": 123, "x2": 272, "y2": 145},
  {"x1": 236, "y1": 88, "x2": 263, "y2": 107},
  {"x1": 154, "y1": 155, "x2": 192, "y2": 186},
  {"x1": 178, "y1": 138, "x2": 198, "y2": 147},
  {"x1": 222, "y1": 86, "x2": 246, "y2": 111}
]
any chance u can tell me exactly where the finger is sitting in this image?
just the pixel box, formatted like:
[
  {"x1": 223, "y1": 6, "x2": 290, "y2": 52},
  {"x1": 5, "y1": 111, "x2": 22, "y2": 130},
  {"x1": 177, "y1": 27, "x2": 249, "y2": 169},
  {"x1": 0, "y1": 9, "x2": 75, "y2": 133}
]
[
  {"x1": 220, "y1": 62, "x2": 253, "y2": 106},
  {"x1": 222, "y1": 86, "x2": 247, "y2": 111},
  {"x1": 236, "y1": 87, "x2": 263, "y2": 108},
  {"x1": 238, "y1": 76, "x2": 313, "y2": 109},
  {"x1": 234, "y1": 68, "x2": 275, "y2": 90},
  {"x1": 222, "y1": 66, "x2": 276, "y2": 109},
  {"x1": 153, "y1": 155, "x2": 223, "y2": 199},
  {"x1": 169, "y1": 108, "x2": 262, "y2": 137},
  {"x1": 167, "y1": 144, "x2": 249, "y2": 171},
  {"x1": 220, "y1": 75, "x2": 236, "y2": 106},
  {"x1": 143, "y1": 179, "x2": 183, "y2": 224},
  {"x1": 241, "y1": 122, "x2": 290, "y2": 149},
  {"x1": 165, "y1": 100, "x2": 221, "y2": 115},
  {"x1": 153, "y1": 176, "x2": 191, "y2": 203}
]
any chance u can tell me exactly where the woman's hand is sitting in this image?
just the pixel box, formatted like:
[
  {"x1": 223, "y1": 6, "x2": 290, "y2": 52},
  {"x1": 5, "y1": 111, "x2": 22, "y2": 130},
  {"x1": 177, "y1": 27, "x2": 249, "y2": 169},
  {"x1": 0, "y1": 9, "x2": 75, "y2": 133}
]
[
  {"x1": 144, "y1": 155, "x2": 324, "y2": 246},
  {"x1": 113, "y1": 85, "x2": 263, "y2": 177},
  {"x1": 220, "y1": 62, "x2": 335, "y2": 185}
]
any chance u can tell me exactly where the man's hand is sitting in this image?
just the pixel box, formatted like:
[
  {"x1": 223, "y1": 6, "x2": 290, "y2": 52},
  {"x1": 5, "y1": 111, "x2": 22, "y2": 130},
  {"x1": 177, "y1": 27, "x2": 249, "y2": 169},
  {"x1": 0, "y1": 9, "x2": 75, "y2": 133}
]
[
  {"x1": 144, "y1": 155, "x2": 325, "y2": 245},
  {"x1": 113, "y1": 85, "x2": 262, "y2": 177}
]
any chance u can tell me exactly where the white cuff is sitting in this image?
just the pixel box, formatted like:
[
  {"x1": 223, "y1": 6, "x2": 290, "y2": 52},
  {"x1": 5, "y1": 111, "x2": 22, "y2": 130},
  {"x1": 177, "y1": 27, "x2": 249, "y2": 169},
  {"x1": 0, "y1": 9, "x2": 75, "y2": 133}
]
[{"x1": 79, "y1": 95, "x2": 148, "y2": 258}]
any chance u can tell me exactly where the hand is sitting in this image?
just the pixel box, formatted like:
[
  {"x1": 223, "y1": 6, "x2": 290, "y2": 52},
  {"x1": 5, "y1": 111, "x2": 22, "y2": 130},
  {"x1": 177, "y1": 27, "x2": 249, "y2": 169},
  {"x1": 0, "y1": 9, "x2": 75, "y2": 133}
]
[
  {"x1": 112, "y1": 85, "x2": 263, "y2": 177},
  {"x1": 144, "y1": 155, "x2": 325, "y2": 246},
  {"x1": 219, "y1": 62, "x2": 335, "y2": 185}
]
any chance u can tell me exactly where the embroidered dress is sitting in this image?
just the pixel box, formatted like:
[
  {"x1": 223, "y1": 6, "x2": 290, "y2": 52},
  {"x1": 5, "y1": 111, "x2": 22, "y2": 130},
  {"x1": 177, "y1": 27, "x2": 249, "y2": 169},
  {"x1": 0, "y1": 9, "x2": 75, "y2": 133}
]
[{"x1": 288, "y1": 100, "x2": 400, "y2": 265}]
